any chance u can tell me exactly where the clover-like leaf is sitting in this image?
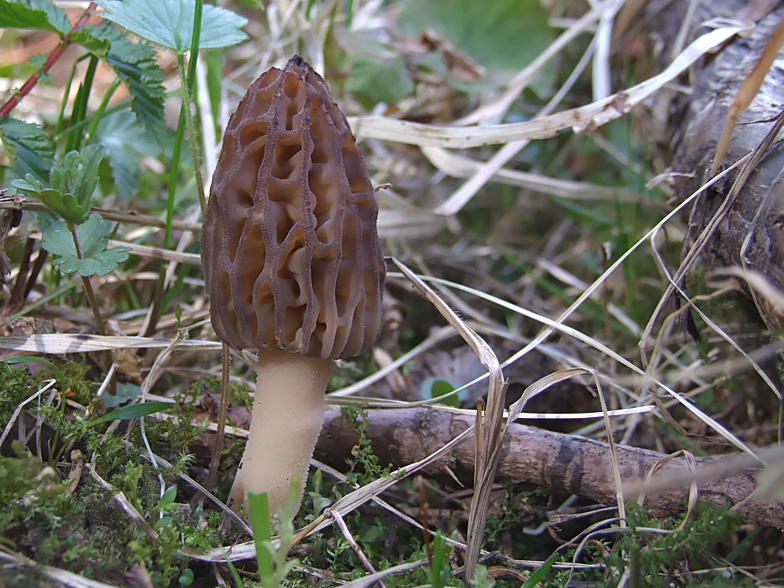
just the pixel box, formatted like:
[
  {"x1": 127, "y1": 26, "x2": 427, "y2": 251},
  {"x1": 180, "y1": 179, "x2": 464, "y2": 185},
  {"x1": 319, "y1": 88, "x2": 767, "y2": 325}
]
[
  {"x1": 96, "y1": 0, "x2": 247, "y2": 53},
  {"x1": 42, "y1": 214, "x2": 130, "y2": 277}
]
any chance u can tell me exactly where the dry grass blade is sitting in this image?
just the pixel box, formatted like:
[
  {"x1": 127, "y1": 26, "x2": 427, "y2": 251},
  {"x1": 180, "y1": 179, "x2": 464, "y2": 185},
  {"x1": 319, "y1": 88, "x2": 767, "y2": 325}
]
[
  {"x1": 717, "y1": 267, "x2": 784, "y2": 320},
  {"x1": 329, "y1": 325, "x2": 456, "y2": 397},
  {"x1": 642, "y1": 451, "x2": 699, "y2": 531},
  {"x1": 421, "y1": 146, "x2": 641, "y2": 202},
  {"x1": 592, "y1": 0, "x2": 625, "y2": 101},
  {"x1": 0, "y1": 549, "x2": 118, "y2": 588},
  {"x1": 339, "y1": 560, "x2": 427, "y2": 588},
  {"x1": 0, "y1": 333, "x2": 221, "y2": 353},
  {"x1": 307, "y1": 426, "x2": 476, "y2": 538},
  {"x1": 620, "y1": 446, "x2": 782, "y2": 498},
  {"x1": 710, "y1": 13, "x2": 784, "y2": 177},
  {"x1": 0, "y1": 379, "x2": 55, "y2": 448},
  {"x1": 595, "y1": 375, "x2": 625, "y2": 522},
  {"x1": 417, "y1": 274, "x2": 759, "y2": 457},
  {"x1": 347, "y1": 24, "x2": 747, "y2": 149},
  {"x1": 643, "y1": 117, "x2": 784, "y2": 401},
  {"x1": 507, "y1": 368, "x2": 590, "y2": 423},
  {"x1": 390, "y1": 258, "x2": 505, "y2": 581}
]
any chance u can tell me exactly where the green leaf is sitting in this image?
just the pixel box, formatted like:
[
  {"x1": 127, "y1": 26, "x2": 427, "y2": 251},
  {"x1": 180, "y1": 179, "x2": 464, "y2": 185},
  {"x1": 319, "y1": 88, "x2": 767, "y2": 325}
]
[
  {"x1": 0, "y1": 0, "x2": 71, "y2": 35},
  {"x1": 59, "y1": 144, "x2": 104, "y2": 212},
  {"x1": 94, "y1": 111, "x2": 159, "y2": 201},
  {"x1": 421, "y1": 377, "x2": 460, "y2": 408},
  {"x1": 86, "y1": 24, "x2": 167, "y2": 143},
  {"x1": 346, "y1": 53, "x2": 413, "y2": 106},
  {"x1": 159, "y1": 484, "x2": 178, "y2": 508},
  {"x1": 28, "y1": 54, "x2": 46, "y2": 68},
  {"x1": 86, "y1": 400, "x2": 170, "y2": 427},
  {"x1": 95, "y1": 0, "x2": 247, "y2": 52},
  {"x1": 398, "y1": 0, "x2": 554, "y2": 94},
  {"x1": 42, "y1": 213, "x2": 130, "y2": 277},
  {"x1": 521, "y1": 553, "x2": 558, "y2": 588},
  {"x1": 16, "y1": 145, "x2": 105, "y2": 225},
  {"x1": 11, "y1": 174, "x2": 45, "y2": 193},
  {"x1": 69, "y1": 28, "x2": 111, "y2": 56},
  {"x1": 248, "y1": 492, "x2": 274, "y2": 586},
  {"x1": 336, "y1": 29, "x2": 413, "y2": 106},
  {"x1": 38, "y1": 188, "x2": 86, "y2": 225},
  {"x1": 102, "y1": 381, "x2": 141, "y2": 408},
  {"x1": 178, "y1": 569, "x2": 194, "y2": 586},
  {"x1": 153, "y1": 515, "x2": 173, "y2": 530},
  {"x1": 0, "y1": 118, "x2": 53, "y2": 183}
]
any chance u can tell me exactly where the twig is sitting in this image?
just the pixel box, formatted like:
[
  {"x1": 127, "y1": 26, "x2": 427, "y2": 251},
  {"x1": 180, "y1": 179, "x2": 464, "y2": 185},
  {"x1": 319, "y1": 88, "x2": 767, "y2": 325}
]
[
  {"x1": 328, "y1": 509, "x2": 386, "y2": 588},
  {"x1": 314, "y1": 406, "x2": 784, "y2": 530},
  {"x1": 0, "y1": 3, "x2": 98, "y2": 118}
]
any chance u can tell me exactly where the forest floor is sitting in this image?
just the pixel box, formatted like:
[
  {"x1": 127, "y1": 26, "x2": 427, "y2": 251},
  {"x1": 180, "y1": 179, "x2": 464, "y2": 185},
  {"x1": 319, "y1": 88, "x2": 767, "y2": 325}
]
[{"x1": 1, "y1": 1, "x2": 784, "y2": 587}]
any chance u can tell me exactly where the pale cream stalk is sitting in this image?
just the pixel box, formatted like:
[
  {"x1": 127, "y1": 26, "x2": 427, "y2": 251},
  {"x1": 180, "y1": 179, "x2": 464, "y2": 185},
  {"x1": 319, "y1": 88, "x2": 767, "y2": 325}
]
[{"x1": 228, "y1": 347, "x2": 331, "y2": 514}]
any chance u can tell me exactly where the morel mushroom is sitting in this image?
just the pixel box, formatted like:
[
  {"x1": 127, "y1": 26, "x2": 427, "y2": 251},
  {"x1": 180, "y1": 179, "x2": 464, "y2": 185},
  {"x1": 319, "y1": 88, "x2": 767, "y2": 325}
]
[{"x1": 201, "y1": 56, "x2": 385, "y2": 515}]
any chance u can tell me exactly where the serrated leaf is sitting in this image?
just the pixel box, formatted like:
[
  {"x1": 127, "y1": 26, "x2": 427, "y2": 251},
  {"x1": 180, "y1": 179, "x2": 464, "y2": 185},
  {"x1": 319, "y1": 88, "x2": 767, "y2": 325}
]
[
  {"x1": 94, "y1": 111, "x2": 159, "y2": 200},
  {"x1": 42, "y1": 214, "x2": 130, "y2": 277},
  {"x1": 0, "y1": 0, "x2": 71, "y2": 35},
  {"x1": 69, "y1": 28, "x2": 111, "y2": 56},
  {"x1": 0, "y1": 119, "x2": 53, "y2": 183},
  {"x1": 96, "y1": 0, "x2": 248, "y2": 52},
  {"x1": 85, "y1": 24, "x2": 167, "y2": 143}
]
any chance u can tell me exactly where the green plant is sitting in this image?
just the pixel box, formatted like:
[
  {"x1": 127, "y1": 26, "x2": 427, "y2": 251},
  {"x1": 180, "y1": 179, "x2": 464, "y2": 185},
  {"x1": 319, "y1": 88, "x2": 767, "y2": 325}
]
[
  {"x1": 603, "y1": 502, "x2": 752, "y2": 587},
  {"x1": 341, "y1": 406, "x2": 392, "y2": 486},
  {"x1": 248, "y1": 482, "x2": 300, "y2": 588},
  {"x1": 0, "y1": 441, "x2": 68, "y2": 504},
  {"x1": 12, "y1": 145, "x2": 130, "y2": 334},
  {"x1": 430, "y1": 530, "x2": 453, "y2": 588}
]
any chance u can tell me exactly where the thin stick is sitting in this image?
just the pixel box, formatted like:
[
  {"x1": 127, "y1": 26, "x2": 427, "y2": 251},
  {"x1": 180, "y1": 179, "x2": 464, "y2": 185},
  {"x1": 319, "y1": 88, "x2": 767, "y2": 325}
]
[{"x1": 329, "y1": 509, "x2": 386, "y2": 588}]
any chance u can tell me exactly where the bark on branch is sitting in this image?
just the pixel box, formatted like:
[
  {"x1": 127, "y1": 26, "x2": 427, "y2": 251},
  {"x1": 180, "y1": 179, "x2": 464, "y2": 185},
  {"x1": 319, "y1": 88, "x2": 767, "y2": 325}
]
[{"x1": 314, "y1": 407, "x2": 784, "y2": 529}]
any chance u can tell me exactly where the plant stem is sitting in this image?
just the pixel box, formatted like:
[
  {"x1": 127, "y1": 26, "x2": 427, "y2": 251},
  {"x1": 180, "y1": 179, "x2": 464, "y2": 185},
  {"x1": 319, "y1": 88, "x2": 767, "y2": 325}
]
[
  {"x1": 144, "y1": 0, "x2": 204, "y2": 336},
  {"x1": 0, "y1": 3, "x2": 97, "y2": 119},
  {"x1": 84, "y1": 77, "x2": 121, "y2": 143},
  {"x1": 177, "y1": 53, "x2": 206, "y2": 213},
  {"x1": 68, "y1": 222, "x2": 107, "y2": 336}
]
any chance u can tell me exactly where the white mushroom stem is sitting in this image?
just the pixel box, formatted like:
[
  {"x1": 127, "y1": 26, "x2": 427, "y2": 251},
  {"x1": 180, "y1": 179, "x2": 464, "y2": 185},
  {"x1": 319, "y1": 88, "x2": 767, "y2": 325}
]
[{"x1": 228, "y1": 347, "x2": 331, "y2": 515}]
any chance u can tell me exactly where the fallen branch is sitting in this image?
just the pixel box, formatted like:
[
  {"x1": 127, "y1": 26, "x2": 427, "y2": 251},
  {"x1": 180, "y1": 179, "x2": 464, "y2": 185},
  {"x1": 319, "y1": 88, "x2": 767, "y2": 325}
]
[{"x1": 314, "y1": 407, "x2": 784, "y2": 529}]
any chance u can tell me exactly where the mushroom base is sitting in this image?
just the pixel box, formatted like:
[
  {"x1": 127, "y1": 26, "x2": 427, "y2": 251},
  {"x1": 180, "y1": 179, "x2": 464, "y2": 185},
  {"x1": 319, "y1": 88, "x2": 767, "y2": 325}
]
[{"x1": 228, "y1": 348, "x2": 331, "y2": 515}]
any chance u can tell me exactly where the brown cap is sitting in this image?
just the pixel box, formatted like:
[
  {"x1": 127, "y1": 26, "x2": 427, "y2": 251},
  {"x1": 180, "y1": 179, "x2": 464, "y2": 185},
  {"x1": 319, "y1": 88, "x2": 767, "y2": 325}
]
[{"x1": 201, "y1": 56, "x2": 385, "y2": 360}]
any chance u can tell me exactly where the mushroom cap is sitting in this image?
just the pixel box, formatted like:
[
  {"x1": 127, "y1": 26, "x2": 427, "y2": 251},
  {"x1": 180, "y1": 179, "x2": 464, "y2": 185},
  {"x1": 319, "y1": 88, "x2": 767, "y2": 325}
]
[{"x1": 201, "y1": 56, "x2": 385, "y2": 360}]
